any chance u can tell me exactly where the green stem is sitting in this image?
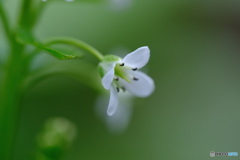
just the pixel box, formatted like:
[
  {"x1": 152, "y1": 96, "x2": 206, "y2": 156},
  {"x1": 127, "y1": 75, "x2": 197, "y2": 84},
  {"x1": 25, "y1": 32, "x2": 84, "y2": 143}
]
[
  {"x1": 46, "y1": 38, "x2": 104, "y2": 61},
  {"x1": 0, "y1": 3, "x2": 14, "y2": 49},
  {"x1": 0, "y1": 0, "x2": 34, "y2": 159},
  {"x1": 0, "y1": 44, "x2": 25, "y2": 160}
]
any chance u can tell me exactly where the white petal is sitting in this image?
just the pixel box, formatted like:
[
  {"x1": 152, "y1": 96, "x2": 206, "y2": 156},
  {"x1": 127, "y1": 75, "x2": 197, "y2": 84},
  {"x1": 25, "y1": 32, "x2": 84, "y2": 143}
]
[
  {"x1": 122, "y1": 46, "x2": 150, "y2": 69},
  {"x1": 101, "y1": 63, "x2": 116, "y2": 90},
  {"x1": 119, "y1": 71, "x2": 155, "y2": 97},
  {"x1": 107, "y1": 86, "x2": 119, "y2": 116}
]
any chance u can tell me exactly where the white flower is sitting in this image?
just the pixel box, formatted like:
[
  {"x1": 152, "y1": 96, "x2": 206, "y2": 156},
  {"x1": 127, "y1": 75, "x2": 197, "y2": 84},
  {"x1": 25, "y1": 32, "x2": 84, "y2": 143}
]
[{"x1": 98, "y1": 46, "x2": 155, "y2": 116}]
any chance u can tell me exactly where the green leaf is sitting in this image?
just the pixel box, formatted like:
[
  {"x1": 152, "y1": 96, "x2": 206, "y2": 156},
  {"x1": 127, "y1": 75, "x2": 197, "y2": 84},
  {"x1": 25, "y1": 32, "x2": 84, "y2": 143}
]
[
  {"x1": 50, "y1": 44, "x2": 85, "y2": 58},
  {"x1": 42, "y1": 47, "x2": 76, "y2": 60},
  {"x1": 16, "y1": 30, "x2": 84, "y2": 60},
  {"x1": 45, "y1": 38, "x2": 103, "y2": 60},
  {"x1": 37, "y1": 44, "x2": 84, "y2": 60}
]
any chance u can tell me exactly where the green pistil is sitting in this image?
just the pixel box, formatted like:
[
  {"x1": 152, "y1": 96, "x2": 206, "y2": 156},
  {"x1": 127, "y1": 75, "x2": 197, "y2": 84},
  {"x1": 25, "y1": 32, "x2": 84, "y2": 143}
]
[{"x1": 114, "y1": 65, "x2": 131, "y2": 83}]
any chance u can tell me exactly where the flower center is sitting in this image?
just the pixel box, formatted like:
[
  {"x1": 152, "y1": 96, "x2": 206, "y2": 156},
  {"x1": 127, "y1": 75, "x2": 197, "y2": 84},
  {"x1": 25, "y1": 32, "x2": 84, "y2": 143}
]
[{"x1": 114, "y1": 64, "x2": 131, "y2": 83}]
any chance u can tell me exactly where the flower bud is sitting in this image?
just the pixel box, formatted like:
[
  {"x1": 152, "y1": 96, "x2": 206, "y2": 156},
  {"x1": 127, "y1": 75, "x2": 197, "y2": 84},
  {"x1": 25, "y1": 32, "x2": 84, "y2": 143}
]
[{"x1": 36, "y1": 117, "x2": 77, "y2": 160}]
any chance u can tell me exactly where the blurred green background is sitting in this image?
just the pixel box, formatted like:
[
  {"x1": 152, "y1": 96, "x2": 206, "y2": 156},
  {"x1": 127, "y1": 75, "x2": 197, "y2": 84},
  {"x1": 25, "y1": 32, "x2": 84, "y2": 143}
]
[{"x1": 1, "y1": 0, "x2": 240, "y2": 159}]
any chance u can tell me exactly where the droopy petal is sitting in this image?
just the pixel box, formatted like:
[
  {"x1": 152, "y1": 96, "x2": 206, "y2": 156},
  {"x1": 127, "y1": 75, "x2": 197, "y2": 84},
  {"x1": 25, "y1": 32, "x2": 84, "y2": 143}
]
[
  {"x1": 107, "y1": 86, "x2": 119, "y2": 116},
  {"x1": 101, "y1": 63, "x2": 116, "y2": 90},
  {"x1": 119, "y1": 71, "x2": 155, "y2": 97},
  {"x1": 122, "y1": 46, "x2": 150, "y2": 69}
]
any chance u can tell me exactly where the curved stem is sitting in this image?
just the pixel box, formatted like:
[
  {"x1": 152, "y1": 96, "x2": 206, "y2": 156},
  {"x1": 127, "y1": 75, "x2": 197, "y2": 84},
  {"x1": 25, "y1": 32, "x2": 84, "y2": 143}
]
[
  {"x1": 46, "y1": 37, "x2": 104, "y2": 61},
  {"x1": 24, "y1": 71, "x2": 103, "y2": 94},
  {"x1": 23, "y1": 60, "x2": 103, "y2": 93}
]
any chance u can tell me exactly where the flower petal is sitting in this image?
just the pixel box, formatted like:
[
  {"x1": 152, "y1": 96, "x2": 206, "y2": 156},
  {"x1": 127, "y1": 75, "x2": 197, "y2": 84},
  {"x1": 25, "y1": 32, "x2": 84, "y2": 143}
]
[
  {"x1": 122, "y1": 46, "x2": 150, "y2": 69},
  {"x1": 119, "y1": 71, "x2": 155, "y2": 97},
  {"x1": 101, "y1": 62, "x2": 116, "y2": 90},
  {"x1": 107, "y1": 86, "x2": 119, "y2": 116}
]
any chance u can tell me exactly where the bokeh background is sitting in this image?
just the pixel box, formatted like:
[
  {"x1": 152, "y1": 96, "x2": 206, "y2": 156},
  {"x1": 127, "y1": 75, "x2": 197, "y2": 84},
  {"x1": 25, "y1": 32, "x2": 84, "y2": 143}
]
[{"x1": 1, "y1": 0, "x2": 240, "y2": 159}]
